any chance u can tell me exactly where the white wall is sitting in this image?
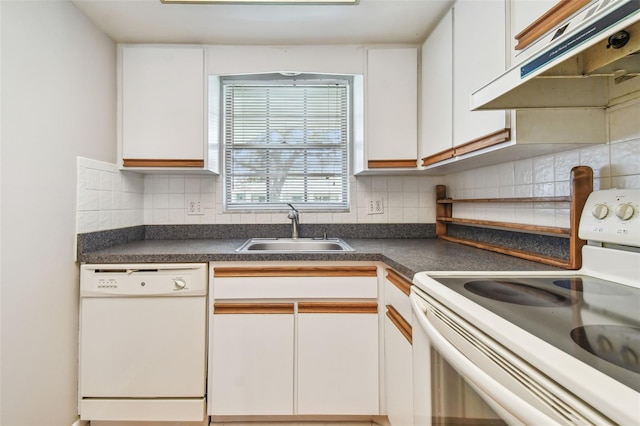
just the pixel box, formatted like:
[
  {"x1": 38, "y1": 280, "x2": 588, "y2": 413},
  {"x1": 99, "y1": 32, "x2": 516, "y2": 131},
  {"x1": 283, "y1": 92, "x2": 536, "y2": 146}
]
[{"x1": 1, "y1": 1, "x2": 116, "y2": 425}]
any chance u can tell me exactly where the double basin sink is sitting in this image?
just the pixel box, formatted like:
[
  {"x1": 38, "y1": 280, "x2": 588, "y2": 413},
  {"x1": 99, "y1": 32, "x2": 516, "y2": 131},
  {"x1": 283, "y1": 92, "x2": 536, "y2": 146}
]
[{"x1": 236, "y1": 237, "x2": 354, "y2": 253}]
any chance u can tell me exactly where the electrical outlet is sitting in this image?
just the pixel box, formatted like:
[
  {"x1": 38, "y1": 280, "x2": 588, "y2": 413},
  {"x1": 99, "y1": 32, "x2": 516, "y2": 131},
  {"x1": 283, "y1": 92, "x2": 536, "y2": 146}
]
[
  {"x1": 367, "y1": 198, "x2": 384, "y2": 215},
  {"x1": 187, "y1": 197, "x2": 204, "y2": 215}
]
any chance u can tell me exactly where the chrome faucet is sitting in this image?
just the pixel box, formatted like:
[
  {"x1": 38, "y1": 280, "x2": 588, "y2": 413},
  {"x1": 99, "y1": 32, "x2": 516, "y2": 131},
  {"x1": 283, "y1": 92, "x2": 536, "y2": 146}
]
[{"x1": 287, "y1": 203, "x2": 300, "y2": 239}]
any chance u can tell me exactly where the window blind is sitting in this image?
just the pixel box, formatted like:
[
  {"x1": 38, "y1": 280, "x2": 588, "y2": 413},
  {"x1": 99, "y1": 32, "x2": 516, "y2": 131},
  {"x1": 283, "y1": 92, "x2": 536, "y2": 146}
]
[{"x1": 223, "y1": 76, "x2": 350, "y2": 210}]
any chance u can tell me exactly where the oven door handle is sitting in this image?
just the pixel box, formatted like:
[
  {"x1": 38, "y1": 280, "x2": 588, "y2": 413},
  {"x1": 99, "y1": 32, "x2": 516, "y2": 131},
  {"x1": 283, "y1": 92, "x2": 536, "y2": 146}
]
[{"x1": 410, "y1": 293, "x2": 561, "y2": 426}]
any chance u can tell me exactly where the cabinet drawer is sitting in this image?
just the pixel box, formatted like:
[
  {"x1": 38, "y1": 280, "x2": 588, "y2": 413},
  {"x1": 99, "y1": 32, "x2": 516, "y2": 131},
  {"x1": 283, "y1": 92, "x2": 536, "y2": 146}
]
[{"x1": 212, "y1": 266, "x2": 378, "y2": 300}]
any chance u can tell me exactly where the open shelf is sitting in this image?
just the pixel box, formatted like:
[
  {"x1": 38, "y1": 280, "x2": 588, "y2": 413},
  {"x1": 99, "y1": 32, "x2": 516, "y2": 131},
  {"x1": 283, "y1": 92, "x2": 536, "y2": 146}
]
[{"x1": 436, "y1": 166, "x2": 593, "y2": 269}]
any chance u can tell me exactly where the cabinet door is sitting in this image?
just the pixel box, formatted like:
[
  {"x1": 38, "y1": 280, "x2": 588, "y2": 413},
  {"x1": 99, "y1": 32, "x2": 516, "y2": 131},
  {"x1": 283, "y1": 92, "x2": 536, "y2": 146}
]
[
  {"x1": 385, "y1": 310, "x2": 413, "y2": 426},
  {"x1": 365, "y1": 48, "x2": 418, "y2": 169},
  {"x1": 297, "y1": 303, "x2": 379, "y2": 415},
  {"x1": 209, "y1": 304, "x2": 294, "y2": 415},
  {"x1": 420, "y1": 8, "x2": 454, "y2": 160},
  {"x1": 452, "y1": 0, "x2": 507, "y2": 147},
  {"x1": 121, "y1": 46, "x2": 205, "y2": 167}
]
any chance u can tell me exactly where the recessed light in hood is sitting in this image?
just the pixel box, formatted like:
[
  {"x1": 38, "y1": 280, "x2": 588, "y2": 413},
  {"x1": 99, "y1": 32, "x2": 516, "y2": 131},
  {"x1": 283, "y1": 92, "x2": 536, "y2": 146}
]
[
  {"x1": 471, "y1": 0, "x2": 640, "y2": 110},
  {"x1": 160, "y1": 0, "x2": 358, "y2": 4}
]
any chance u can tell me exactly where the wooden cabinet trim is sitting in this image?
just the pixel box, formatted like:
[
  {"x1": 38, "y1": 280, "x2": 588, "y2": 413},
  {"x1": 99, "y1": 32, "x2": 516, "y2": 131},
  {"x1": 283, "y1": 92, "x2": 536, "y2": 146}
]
[
  {"x1": 422, "y1": 149, "x2": 455, "y2": 167},
  {"x1": 385, "y1": 268, "x2": 411, "y2": 296},
  {"x1": 452, "y1": 128, "x2": 511, "y2": 157},
  {"x1": 386, "y1": 305, "x2": 412, "y2": 344},
  {"x1": 122, "y1": 158, "x2": 205, "y2": 168},
  {"x1": 368, "y1": 159, "x2": 418, "y2": 169},
  {"x1": 515, "y1": 0, "x2": 591, "y2": 51},
  {"x1": 214, "y1": 266, "x2": 378, "y2": 278},
  {"x1": 421, "y1": 129, "x2": 510, "y2": 167},
  {"x1": 298, "y1": 302, "x2": 379, "y2": 314},
  {"x1": 214, "y1": 303, "x2": 295, "y2": 314}
]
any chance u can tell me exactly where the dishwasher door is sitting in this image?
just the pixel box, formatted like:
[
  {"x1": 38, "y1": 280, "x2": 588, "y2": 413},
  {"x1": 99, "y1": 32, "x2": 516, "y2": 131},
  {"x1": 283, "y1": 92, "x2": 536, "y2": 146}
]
[{"x1": 78, "y1": 263, "x2": 208, "y2": 422}]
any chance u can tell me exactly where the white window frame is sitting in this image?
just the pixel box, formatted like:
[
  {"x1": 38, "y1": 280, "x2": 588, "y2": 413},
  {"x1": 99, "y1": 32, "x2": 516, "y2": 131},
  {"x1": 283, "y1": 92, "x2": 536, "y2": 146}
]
[{"x1": 221, "y1": 73, "x2": 351, "y2": 212}]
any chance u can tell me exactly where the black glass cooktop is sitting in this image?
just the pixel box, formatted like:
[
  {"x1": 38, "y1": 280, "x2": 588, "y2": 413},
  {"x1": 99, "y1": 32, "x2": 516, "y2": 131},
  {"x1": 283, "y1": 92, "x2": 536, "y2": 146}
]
[{"x1": 432, "y1": 275, "x2": 640, "y2": 392}]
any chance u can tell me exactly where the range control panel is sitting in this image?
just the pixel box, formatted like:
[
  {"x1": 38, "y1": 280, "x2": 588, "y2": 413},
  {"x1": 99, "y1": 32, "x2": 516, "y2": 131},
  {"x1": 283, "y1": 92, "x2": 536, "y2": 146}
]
[{"x1": 579, "y1": 189, "x2": 640, "y2": 247}]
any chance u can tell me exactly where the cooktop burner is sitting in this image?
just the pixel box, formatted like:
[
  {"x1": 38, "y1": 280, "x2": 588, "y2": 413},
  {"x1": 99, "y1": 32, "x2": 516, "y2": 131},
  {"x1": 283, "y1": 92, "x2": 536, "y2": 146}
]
[
  {"x1": 464, "y1": 280, "x2": 575, "y2": 307},
  {"x1": 571, "y1": 325, "x2": 640, "y2": 374}
]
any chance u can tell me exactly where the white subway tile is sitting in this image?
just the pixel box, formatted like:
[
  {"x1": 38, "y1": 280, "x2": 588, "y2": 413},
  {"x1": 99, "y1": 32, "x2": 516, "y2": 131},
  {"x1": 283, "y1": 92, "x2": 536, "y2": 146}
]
[
  {"x1": 153, "y1": 209, "x2": 169, "y2": 224},
  {"x1": 169, "y1": 193, "x2": 185, "y2": 209},
  {"x1": 168, "y1": 209, "x2": 185, "y2": 224},
  {"x1": 169, "y1": 176, "x2": 185, "y2": 194},
  {"x1": 579, "y1": 144, "x2": 611, "y2": 178},
  {"x1": 533, "y1": 155, "x2": 554, "y2": 183},
  {"x1": 554, "y1": 151, "x2": 580, "y2": 181},
  {"x1": 153, "y1": 175, "x2": 169, "y2": 194},
  {"x1": 86, "y1": 168, "x2": 101, "y2": 190},
  {"x1": 185, "y1": 177, "x2": 201, "y2": 193},
  {"x1": 610, "y1": 139, "x2": 640, "y2": 176},
  {"x1": 514, "y1": 159, "x2": 533, "y2": 185},
  {"x1": 153, "y1": 193, "x2": 169, "y2": 209}
]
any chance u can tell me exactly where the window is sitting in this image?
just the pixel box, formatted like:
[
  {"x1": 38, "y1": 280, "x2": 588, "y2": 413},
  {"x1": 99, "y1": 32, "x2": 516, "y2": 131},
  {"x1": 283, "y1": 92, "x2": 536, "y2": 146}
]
[{"x1": 222, "y1": 74, "x2": 350, "y2": 211}]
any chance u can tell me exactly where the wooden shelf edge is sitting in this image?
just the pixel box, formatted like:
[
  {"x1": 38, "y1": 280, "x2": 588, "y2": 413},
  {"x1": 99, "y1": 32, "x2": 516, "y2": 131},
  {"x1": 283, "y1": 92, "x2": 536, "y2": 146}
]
[
  {"x1": 437, "y1": 196, "x2": 571, "y2": 204},
  {"x1": 437, "y1": 217, "x2": 570, "y2": 235},
  {"x1": 438, "y1": 235, "x2": 572, "y2": 269}
]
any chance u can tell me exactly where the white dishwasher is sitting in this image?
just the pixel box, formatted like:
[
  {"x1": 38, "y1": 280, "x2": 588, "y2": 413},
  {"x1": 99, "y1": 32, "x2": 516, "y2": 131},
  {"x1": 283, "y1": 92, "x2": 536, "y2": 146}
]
[{"x1": 78, "y1": 263, "x2": 208, "y2": 423}]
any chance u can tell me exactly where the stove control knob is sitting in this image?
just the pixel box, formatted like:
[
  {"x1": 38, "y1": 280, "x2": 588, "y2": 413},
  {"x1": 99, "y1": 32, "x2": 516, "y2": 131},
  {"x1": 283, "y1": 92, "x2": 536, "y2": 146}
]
[
  {"x1": 614, "y1": 203, "x2": 635, "y2": 221},
  {"x1": 591, "y1": 203, "x2": 609, "y2": 220},
  {"x1": 173, "y1": 278, "x2": 187, "y2": 290}
]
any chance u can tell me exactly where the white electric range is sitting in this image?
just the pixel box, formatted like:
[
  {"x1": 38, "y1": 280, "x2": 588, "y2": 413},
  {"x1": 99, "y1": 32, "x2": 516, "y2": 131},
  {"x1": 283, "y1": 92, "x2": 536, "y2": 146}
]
[{"x1": 411, "y1": 188, "x2": 639, "y2": 425}]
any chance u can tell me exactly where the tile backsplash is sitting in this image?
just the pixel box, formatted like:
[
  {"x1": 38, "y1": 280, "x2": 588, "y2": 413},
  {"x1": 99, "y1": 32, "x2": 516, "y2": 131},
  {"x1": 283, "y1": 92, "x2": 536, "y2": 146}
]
[
  {"x1": 77, "y1": 138, "x2": 639, "y2": 234},
  {"x1": 142, "y1": 174, "x2": 438, "y2": 225},
  {"x1": 443, "y1": 138, "x2": 639, "y2": 229},
  {"x1": 76, "y1": 157, "x2": 144, "y2": 233},
  {"x1": 76, "y1": 138, "x2": 638, "y2": 233}
]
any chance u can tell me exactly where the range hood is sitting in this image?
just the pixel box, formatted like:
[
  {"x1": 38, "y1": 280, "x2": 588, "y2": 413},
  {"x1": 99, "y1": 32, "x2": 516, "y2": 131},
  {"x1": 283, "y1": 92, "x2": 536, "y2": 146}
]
[{"x1": 472, "y1": 0, "x2": 640, "y2": 110}]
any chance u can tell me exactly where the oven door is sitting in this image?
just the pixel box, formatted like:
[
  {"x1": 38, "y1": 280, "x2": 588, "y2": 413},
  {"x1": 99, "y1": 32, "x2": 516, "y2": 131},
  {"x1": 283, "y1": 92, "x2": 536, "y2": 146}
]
[{"x1": 410, "y1": 287, "x2": 611, "y2": 426}]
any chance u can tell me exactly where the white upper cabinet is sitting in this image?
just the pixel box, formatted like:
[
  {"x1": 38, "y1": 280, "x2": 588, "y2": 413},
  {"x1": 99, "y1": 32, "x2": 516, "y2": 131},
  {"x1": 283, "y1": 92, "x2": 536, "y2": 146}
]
[
  {"x1": 419, "y1": 0, "x2": 607, "y2": 173},
  {"x1": 452, "y1": 0, "x2": 507, "y2": 147},
  {"x1": 357, "y1": 47, "x2": 418, "y2": 173},
  {"x1": 420, "y1": 1, "x2": 509, "y2": 166},
  {"x1": 419, "y1": 9, "x2": 454, "y2": 162},
  {"x1": 119, "y1": 45, "x2": 217, "y2": 172}
]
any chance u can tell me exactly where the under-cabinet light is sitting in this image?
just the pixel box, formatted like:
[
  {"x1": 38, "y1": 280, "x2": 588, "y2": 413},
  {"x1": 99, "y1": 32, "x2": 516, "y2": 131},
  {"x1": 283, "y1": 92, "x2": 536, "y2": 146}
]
[{"x1": 161, "y1": 0, "x2": 358, "y2": 4}]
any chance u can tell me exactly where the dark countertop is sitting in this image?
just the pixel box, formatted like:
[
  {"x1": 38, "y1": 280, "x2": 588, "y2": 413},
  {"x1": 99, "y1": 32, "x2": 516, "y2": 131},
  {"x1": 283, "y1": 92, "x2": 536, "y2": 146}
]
[{"x1": 77, "y1": 237, "x2": 561, "y2": 279}]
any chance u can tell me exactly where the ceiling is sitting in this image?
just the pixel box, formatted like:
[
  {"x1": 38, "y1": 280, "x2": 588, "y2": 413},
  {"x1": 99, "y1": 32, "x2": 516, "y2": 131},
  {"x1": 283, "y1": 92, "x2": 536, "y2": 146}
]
[{"x1": 70, "y1": 0, "x2": 455, "y2": 45}]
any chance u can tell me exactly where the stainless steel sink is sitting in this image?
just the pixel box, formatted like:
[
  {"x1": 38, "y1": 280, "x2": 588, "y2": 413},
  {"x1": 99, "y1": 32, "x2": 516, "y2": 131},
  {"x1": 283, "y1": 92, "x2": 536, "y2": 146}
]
[{"x1": 236, "y1": 238, "x2": 355, "y2": 252}]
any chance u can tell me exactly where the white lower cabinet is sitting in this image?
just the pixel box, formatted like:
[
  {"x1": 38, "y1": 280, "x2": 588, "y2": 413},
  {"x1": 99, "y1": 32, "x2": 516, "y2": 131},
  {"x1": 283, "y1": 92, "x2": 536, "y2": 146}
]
[
  {"x1": 385, "y1": 314, "x2": 414, "y2": 425},
  {"x1": 209, "y1": 304, "x2": 294, "y2": 415},
  {"x1": 297, "y1": 306, "x2": 379, "y2": 415},
  {"x1": 384, "y1": 269, "x2": 414, "y2": 425},
  {"x1": 208, "y1": 263, "x2": 380, "y2": 418}
]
